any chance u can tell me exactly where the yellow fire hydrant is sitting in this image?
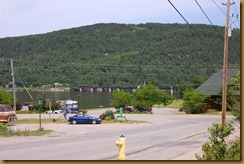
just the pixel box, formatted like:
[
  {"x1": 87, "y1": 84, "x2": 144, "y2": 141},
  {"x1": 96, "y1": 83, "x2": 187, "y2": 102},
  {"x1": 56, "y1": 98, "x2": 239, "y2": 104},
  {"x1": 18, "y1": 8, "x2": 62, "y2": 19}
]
[{"x1": 115, "y1": 135, "x2": 127, "y2": 160}]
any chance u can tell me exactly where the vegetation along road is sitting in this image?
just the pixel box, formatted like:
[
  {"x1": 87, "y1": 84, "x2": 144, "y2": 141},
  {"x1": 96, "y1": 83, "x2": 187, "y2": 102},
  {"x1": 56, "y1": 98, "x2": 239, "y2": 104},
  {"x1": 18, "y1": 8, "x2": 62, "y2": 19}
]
[{"x1": 0, "y1": 108, "x2": 234, "y2": 160}]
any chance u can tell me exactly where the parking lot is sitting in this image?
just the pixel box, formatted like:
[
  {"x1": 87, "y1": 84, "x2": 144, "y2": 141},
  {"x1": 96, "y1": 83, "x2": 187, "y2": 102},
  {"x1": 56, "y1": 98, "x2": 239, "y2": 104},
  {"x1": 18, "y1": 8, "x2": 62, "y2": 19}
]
[{"x1": 9, "y1": 108, "x2": 183, "y2": 135}]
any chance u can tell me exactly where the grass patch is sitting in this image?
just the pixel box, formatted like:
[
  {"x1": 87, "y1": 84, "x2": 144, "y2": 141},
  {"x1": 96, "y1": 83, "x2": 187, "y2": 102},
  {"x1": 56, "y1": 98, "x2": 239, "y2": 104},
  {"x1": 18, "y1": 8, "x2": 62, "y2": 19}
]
[
  {"x1": 0, "y1": 125, "x2": 53, "y2": 137},
  {"x1": 13, "y1": 118, "x2": 68, "y2": 124},
  {"x1": 202, "y1": 110, "x2": 233, "y2": 116},
  {"x1": 154, "y1": 99, "x2": 183, "y2": 109},
  {"x1": 16, "y1": 110, "x2": 39, "y2": 114},
  {"x1": 103, "y1": 119, "x2": 148, "y2": 124},
  {"x1": 1, "y1": 129, "x2": 53, "y2": 137}
]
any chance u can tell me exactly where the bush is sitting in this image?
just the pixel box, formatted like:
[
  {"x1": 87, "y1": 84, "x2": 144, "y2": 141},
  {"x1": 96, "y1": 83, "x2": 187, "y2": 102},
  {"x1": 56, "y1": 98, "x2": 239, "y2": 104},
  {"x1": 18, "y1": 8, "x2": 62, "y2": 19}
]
[
  {"x1": 133, "y1": 83, "x2": 174, "y2": 109},
  {"x1": 104, "y1": 110, "x2": 115, "y2": 119},
  {"x1": 0, "y1": 124, "x2": 8, "y2": 133},
  {"x1": 0, "y1": 89, "x2": 13, "y2": 105},
  {"x1": 225, "y1": 139, "x2": 240, "y2": 160},
  {"x1": 110, "y1": 90, "x2": 133, "y2": 108},
  {"x1": 196, "y1": 121, "x2": 240, "y2": 160},
  {"x1": 99, "y1": 113, "x2": 106, "y2": 120},
  {"x1": 182, "y1": 89, "x2": 210, "y2": 114},
  {"x1": 99, "y1": 110, "x2": 115, "y2": 120},
  {"x1": 104, "y1": 116, "x2": 111, "y2": 121}
]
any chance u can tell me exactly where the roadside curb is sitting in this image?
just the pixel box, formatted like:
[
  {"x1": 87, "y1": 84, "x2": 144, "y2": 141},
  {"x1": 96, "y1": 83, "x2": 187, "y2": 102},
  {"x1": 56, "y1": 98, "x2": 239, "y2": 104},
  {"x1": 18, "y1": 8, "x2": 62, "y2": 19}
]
[{"x1": 172, "y1": 147, "x2": 203, "y2": 160}]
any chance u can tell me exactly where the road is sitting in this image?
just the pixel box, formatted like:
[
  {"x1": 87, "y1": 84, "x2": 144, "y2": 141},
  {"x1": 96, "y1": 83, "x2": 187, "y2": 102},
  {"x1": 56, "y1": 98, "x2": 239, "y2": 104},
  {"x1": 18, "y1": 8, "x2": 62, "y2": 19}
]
[{"x1": 0, "y1": 108, "x2": 232, "y2": 160}]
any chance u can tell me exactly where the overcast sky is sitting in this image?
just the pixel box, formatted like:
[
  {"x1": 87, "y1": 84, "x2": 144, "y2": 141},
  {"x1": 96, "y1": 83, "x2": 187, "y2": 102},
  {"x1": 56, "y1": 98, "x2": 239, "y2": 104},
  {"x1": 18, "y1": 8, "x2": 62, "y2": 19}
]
[{"x1": 0, "y1": 0, "x2": 240, "y2": 38}]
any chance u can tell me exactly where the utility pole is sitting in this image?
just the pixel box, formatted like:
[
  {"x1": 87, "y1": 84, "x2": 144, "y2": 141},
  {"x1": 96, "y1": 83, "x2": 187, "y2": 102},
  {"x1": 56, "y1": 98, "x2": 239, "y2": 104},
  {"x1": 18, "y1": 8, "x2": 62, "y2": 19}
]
[
  {"x1": 11, "y1": 59, "x2": 16, "y2": 111},
  {"x1": 222, "y1": 0, "x2": 234, "y2": 127}
]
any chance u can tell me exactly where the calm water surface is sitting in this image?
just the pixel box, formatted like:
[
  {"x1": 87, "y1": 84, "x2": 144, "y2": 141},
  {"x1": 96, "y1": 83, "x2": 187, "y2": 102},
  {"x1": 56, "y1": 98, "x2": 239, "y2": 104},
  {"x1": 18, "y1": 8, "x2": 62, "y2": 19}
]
[{"x1": 15, "y1": 91, "x2": 113, "y2": 109}]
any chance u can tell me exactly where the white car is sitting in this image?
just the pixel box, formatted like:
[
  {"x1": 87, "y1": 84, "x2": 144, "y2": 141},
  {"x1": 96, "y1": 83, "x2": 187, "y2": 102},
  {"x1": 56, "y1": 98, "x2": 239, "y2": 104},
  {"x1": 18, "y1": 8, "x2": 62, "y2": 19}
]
[
  {"x1": 45, "y1": 110, "x2": 53, "y2": 114},
  {"x1": 20, "y1": 106, "x2": 29, "y2": 111},
  {"x1": 53, "y1": 110, "x2": 63, "y2": 114}
]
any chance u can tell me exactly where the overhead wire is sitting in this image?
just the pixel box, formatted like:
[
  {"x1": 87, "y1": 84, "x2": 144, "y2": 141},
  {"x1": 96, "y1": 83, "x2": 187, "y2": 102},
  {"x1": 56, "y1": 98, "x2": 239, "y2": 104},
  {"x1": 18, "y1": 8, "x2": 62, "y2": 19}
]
[
  {"x1": 0, "y1": 1, "x2": 240, "y2": 88},
  {"x1": 167, "y1": 0, "x2": 201, "y2": 37},
  {"x1": 167, "y1": 0, "x2": 240, "y2": 86},
  {"x1": 195, "y1": 0, "x2": 223, "y2": 38},
  {"x1": 194, "y1": 0, "x2": 240, "y2": 72},
  {"x1": 233, "y1": 0, "x2": 240, "y2": 27},
  {"x1": 211, "y1": 0, "x2": 239, "y2": 28},
  {"x1": 219, "y1": 0, "x2": 227, "y2": 11}
]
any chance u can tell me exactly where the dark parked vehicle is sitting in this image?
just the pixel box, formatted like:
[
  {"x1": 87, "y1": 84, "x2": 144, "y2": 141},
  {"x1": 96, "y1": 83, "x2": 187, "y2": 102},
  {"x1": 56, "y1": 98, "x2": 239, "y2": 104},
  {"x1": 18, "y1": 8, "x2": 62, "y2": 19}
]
[
  {"x1": 123, "y1": 107, "x2": 134, "y2": 112},
  {"x1": 64, "y1": 108, "x2": 78, "y2": 114},
  {"x1": 116, "y1": 106, "x2": 134, "y2": 112},
  {"x1": 136, "y1": 107, "x2": 152, "y2": 113},
  {"x1": 68, "y1": 114, "x2": 101, "y2": 125}
]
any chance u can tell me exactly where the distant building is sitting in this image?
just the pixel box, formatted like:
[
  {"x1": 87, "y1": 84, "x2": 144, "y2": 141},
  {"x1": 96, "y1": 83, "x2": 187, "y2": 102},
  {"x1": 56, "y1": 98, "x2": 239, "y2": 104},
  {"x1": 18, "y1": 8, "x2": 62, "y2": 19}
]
[{"x1": 196, "y1": 68, "x2": 240, "y2": 110}]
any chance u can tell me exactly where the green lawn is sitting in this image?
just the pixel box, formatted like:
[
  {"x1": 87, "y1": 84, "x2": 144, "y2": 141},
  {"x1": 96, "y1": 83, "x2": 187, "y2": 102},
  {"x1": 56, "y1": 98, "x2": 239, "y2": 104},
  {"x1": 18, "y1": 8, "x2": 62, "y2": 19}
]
[
  {"x1": 154, "y1": 99, "x2": 183, "y2": 109},
  {"x1": 202, "y1": 110, "x2": 233, "y2": 116},
  {"x1": 0, "y1": 129, "x2": 53, "y2": 137},
  {"x1": 13, "y1": 118, "x2": 67, "y2": 124}
]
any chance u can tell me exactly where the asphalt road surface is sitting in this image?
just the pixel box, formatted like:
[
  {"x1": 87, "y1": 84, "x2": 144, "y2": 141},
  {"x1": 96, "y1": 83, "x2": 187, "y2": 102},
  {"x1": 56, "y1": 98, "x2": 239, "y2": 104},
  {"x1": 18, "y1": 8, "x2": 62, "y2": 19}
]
[{"x1": 0, "y1": 108, "x2": 233, "y2": 160}]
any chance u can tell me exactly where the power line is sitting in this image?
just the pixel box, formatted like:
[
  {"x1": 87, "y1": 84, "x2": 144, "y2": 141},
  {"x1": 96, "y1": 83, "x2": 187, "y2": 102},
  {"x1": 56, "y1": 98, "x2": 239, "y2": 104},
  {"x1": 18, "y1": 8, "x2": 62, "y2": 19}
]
[
  {"x1": 195, "y1": 0, "x2": 223, "y2": 38},
  {"x1": 167, "y1": 0, "x2": 237, "y2": 72},
  {"x1": 219, "y1": 0, "x2": 227, "y2": 11},
  {"x1": 167, "y1": 0, "x2": 240, "y2": 90},
  {"x1": 232, "y1": 0, "x2": 240, "y2": 27},
  {"x1": 195, "y1": 0, "x2": 240, "y2": 71},
  {"x1": 167, "y1": 0, "x2": 201, "y2": 37},
  {"x1": 211, "y1": 0, "x2": 239, "y2": 28}
]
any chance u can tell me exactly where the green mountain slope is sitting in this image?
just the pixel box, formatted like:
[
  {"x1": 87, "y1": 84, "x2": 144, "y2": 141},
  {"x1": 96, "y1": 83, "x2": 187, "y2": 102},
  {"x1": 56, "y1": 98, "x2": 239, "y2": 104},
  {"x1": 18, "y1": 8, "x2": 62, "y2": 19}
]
[{"x1": 0, "y1": 23, "x2": 240, "y2": 88}]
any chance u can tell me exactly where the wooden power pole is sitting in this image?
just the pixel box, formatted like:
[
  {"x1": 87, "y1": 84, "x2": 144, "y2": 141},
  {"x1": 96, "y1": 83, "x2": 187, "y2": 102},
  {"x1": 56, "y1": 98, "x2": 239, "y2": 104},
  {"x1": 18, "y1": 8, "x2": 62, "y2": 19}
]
[{"x1": 222, "y1": 0, "x2": 233, "y2": 127}]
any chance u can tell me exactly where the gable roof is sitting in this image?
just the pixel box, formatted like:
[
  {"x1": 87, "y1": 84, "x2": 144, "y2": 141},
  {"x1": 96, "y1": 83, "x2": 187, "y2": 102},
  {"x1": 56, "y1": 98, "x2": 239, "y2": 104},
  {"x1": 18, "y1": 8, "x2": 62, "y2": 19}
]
[{"x1": 196, "y1": 68, "x2": 240, "y2": 95}]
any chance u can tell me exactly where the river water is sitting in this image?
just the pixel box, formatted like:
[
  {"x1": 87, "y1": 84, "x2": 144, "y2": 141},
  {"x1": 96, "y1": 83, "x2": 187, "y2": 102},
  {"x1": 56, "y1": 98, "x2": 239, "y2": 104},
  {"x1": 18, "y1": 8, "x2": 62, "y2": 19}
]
[{"x1": 15, "y1": 91, "x2": 113, "y2": 109}]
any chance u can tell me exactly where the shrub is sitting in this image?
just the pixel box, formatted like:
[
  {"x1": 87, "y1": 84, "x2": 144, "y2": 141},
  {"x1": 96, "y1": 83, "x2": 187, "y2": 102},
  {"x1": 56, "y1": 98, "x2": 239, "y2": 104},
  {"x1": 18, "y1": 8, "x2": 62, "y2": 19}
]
[
  {"x1": 196, "y1": 121, "x2": 240, "y2": 160},
  {"x1": 99, "y1": 113, "x2": 106, "y2": 120},
  {"x1": 182, "y1": 89, "x2": 210, "y2": 114},
  {"x1": 225, "y1": 139, "x2": 240, "y2": 160},
  {"x1": 104, "y1": 116, "x2": 111, "y2": 121},
  {"x1": 0, "y1": 124, "x2": 8, "y2": 133},
  {"x1": 133, "y1": 83, "x2": 174, "y2": 109},
  {"x1": 0, "y1": 89, "x2": 13, "y2": 105},
  {"x1": 110, "y1": 90, "x2": 133, "y2": 108},
  {"x1": 99, "y1": 110, "x2": 115, "y2": 120},
  {"x1": 104, "y1": 110, "x2": 115, "y2": 119}
]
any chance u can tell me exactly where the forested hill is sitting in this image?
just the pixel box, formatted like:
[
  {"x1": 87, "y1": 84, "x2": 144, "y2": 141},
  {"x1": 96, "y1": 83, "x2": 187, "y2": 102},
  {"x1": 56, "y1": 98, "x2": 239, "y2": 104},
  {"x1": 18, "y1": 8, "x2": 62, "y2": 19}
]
[{"x1": 0, "y1": 23, "x2": 240, "y2": 89}]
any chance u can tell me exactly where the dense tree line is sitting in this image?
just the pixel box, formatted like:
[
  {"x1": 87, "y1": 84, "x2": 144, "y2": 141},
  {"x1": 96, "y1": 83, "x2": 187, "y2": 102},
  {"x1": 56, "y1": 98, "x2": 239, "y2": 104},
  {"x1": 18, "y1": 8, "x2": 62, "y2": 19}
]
[{"x1": 0, "y1": 23, "x2": 240, "y2": 89}]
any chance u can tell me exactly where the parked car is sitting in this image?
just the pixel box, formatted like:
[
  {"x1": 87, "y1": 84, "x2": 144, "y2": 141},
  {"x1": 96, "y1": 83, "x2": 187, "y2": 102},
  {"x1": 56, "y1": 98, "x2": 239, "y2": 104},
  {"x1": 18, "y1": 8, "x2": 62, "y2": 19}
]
[
  {"x1": 116, "y1": 106, "x2": 134, "y2": 112},
  {"x1": 53, "y1": 109, "x2": 63, "y2": 114},
  {"x1": 63, "y1": 108, "x2": 78, "y2": 114},
  {"x1": 68, "y1": 114, "x2": 101, "y2": 125},
  {"x1": 45, "y1": 110, "x2": 53, "y2": 114},
  {"x1": 123, "y1": 106, "x2": 134, "y2": 112},
  {"x1": 136, "y1": 107, "x2": 152, "y2": 113},
  {"x1": 0, "y1": 104, "x2": 16, "y2": 123},
  {"x1": 20, "y1": 105, "x2": 29, "y2": 111}
]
